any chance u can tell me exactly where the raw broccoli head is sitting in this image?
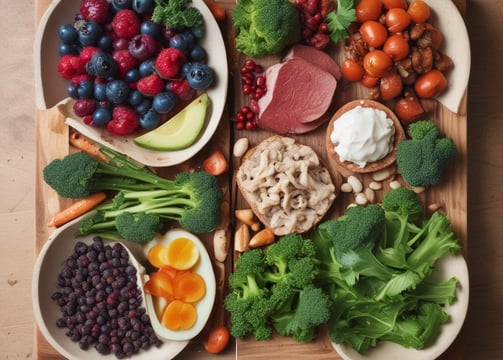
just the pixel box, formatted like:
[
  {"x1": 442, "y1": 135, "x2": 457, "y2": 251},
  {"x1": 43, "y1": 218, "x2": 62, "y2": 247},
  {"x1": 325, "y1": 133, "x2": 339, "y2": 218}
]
[
  {"x1": 381, "y1": 187, "x2": 424, "y2": 221},
  {"x1": 232, "y1": 0, "x2": 301, "y2": 57},
  {"x1": 115, "y1": 212, "x2": 162, "y2": 244},
  {"x1": 396, "y1": 120, "x2": 457, "y2": 187}
]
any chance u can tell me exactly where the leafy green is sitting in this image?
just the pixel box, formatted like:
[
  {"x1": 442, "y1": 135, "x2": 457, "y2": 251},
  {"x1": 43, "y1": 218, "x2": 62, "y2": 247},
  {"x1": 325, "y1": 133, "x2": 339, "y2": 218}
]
[
  {"x1": 325, "y1": 0, "x2": 356, "y2": 43},
  {"x1": 152, "y1": 0, "x2": 204, "y2": 29}
]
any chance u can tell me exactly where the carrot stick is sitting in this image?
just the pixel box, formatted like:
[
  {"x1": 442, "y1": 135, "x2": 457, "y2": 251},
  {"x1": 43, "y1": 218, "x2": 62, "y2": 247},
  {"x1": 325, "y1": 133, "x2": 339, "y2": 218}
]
[
  {"x1": 203, "y1": 0, "x2": 226, "y2": 21},
  {"x1": 69, "y1": 132, "x2": 109, "y2": 163},
  {"x1": 48, "y1": 192, "x2": 107, "y2": 228}
]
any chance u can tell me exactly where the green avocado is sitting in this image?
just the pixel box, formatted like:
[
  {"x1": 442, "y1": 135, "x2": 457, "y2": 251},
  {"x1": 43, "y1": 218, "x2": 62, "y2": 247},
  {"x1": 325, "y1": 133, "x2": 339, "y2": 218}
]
[{"x1": 134, "y1": 93, "x2": 210, "y2": 151}]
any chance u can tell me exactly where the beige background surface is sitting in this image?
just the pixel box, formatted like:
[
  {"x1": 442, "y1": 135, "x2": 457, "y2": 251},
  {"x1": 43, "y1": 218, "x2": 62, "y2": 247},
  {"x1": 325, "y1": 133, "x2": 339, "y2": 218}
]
[{"x1": 0, "y1": 0, "x2": 501, "y2": 359}]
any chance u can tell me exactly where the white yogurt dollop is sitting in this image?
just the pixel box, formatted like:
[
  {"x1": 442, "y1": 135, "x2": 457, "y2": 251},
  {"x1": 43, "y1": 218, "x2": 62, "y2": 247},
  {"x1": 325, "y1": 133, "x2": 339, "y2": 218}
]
[{"x1": 330, "y1": 106, "x2": 395, "y2": 168}]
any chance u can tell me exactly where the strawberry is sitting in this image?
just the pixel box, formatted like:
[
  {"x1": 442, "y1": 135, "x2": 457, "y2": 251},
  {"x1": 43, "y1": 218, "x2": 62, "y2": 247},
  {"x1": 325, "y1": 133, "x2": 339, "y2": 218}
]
[
  {"x1": 154, "y1": 48, "x2": 186, "y2": 79},
  {"x1": 79, "y1": 46, "x2": 100, "y2": 66},
  {"x1": 137, "y1": 73, "x2": 164, "y2": 97},
  {"x1": 107, "y1": 106, "x2": 140, "y2": 135},
  {"x1": 112, "y1": 49, "x2": 139, "y2": 79},
  {"x1": 80, "y1": 0, "x2": 110, "y2": 24},
  {"x1": 57, "y1": 55, "x2": 85, "y2": 79},
  {"x1": 112, "y1": 9, "x2": 140, "y2": 39}
]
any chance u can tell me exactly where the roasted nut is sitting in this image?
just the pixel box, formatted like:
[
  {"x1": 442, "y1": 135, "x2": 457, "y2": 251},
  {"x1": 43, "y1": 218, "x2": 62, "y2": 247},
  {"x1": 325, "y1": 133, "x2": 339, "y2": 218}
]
[
  {"x1": 249, "y1": 228, "x2": 275, "y2": 248},
  {"x1": 234, "y1": 223, "x2": 250, "y2": 252},
  {"x1": 235, "y1": 209, "x2": 261, "y2": 231},
  {"x1": 213, "y1": 229, "x2": 229, "y2": 263},
  {"x1": 233, "y1": 138, "x2": 249, "y2": 158}
]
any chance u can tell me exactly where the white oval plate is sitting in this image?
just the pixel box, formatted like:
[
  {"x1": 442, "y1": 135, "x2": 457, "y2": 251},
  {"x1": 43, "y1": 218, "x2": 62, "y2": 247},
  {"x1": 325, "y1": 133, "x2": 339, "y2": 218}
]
[
  {"x1": 32, "y1": 215, "x2": 189, "y2": 360},
  {"x1": 34, "y1": 0, "x2": 228, "y2": 167},
  {"x1": 142, "y1": 229, "x2": 217, "y2": 341},
  {"x1": 332, "y1": 253, "x2": 469, "y2": 360}
]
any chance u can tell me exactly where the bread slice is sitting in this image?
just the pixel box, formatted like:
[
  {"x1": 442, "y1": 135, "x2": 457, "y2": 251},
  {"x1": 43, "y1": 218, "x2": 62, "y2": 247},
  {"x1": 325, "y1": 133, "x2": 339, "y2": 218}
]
[
  {"x1": 236, "y1": 136, "x2": 337, "y2": 236},
  {"x1": 325, "y1": 99, "x2": 406, "y2": 175}
]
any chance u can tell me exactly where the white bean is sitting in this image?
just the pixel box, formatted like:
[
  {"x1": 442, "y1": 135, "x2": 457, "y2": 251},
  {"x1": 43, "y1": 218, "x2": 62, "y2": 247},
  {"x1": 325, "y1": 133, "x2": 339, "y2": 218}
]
[
  {"x1": 233, "y1": 137, "x2": 249, "y2": 158},
  {"x1": 341, "y1": 183, "x2": 353, "y2": 193},
  {"x1": 347, "y1": 175, "x2": 363, "y2": 193},
  {"x1": 355, "y1": 192, "x2": 368, "y2": 205},
  {"x1": 364, "y1": 188, "x2": 376, "y2": 204},
  {"x1": 412, "y1": 186, "x2": 426, "y2": 194},
  {"x1": 372, "y1": 168, "x2": 392, "y2": 182},
  {"x1": 368, "y1": 181, "x2": 382, "y2": 191},
  {"x1": 389, "y1": 180, "x2": 402, "y2": 189}
]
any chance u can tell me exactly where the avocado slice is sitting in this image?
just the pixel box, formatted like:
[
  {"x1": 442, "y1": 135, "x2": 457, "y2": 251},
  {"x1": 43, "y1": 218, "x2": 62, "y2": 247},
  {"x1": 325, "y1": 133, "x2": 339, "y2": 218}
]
[{"x1": 134, "y1": 93, "x2": 210, "y2": 151}]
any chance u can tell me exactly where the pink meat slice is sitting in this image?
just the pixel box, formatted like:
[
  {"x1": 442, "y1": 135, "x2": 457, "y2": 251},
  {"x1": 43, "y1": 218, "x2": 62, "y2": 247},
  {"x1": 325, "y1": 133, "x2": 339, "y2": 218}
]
[
  {"x1": 257, "y1": 58, "x2": 337, "y2": 134},
  {"x1": 283, "y1": 44, "x2": 342, "y2": 81}
]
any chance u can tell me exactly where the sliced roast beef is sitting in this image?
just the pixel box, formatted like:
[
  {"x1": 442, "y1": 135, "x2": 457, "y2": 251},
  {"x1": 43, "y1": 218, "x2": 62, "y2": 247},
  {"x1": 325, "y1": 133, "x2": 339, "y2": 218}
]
[
  {"x1": 283, "y1": 44, "x2": 342, "y2": 81},
  {"x1": 257, "y1": 58, "x2": 337, "y2": 134}
]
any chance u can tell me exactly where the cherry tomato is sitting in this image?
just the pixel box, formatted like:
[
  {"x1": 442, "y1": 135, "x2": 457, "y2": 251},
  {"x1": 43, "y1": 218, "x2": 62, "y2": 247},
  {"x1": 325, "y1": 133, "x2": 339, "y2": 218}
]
[
  {"x1": 204, "y1": 326, "x2": 230, "y2": 354},
  {"x1": 356, "y1": 0, "x2": 383, "y2": 23},
  {"x1": 379, "y1": 72, "x2": 403, "y2": 101},
  {"x1": 385, "y1": 8, "x2": 411, "y2": 33},
  {"x1": 407, "y1": 0, "x2": 431, "y2": 24},
  {"x1": 414, "y1": 69, "x2": 448, "y2": 98},
  {"x1": 394, "y1": 97, "x2": 426, "y2": 123},
  {"x1": 203, "y1": 149, "x2": 228, "y2": 176},
  {"x1": 383, "y1": 34, "x2": 410, "y2": 61},
  {"x1": 361, "y1": 73, "x2": 380, "y2": 88},
  {"x1": 360, "y1": 20, "x2": 388, "y2": 48},
  {"x1": 363, "y1": 50, "x2": 393, "y2": 78},
  {"x1": 381, "y1": 0, "x2": 407, "y2": 10},
  {"x1": 341, "y1": 59, "x2": 365, "y2": 81}
]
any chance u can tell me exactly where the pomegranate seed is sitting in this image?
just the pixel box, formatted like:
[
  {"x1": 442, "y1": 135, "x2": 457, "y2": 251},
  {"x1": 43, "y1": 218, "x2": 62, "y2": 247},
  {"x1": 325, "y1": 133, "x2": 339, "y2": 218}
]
[
  {"x1": 236, "y1": 122, "x2": 245, "y2": 130},
  {"x1": 245, "y1": 59, "x2": 256, "y2": 70},
  {"x1": 245, "y1": 111, "x2": 255, "y2": 120},
  {"x1": 254, "y1": 65, "x2": 263, "y2": 73},
  {"x1": 245, "y1": 120, "x2": 257, "y2": 131},
  {"x1": 236, "y1": 113, "x2": 245, "y2": 122},
  {"x1": 242, "y1": 84, "x2": 252, "y2": 94},
  {"x1": 241, "y1": 106, "x2": 251, "y2": 114},
  {"x1": 240, "y1": 66, "x2": 249, "y2": 74},
  {"x1": 250, "y1": 99, "x2": 260, "y2": 113},
  {"x1": 256, "y1": 75, "x2": 266, "y2": 87}
]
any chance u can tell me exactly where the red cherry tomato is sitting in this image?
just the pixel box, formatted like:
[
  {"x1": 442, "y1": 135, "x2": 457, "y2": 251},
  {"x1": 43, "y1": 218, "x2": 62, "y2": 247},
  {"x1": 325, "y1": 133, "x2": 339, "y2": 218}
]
[
  {"x1": 356, "y1": 0, "x2": 383, "y2": 23},
  {"x1": 381, "y1": 0, "x2": 407, "y2": 10},
  {"x1": 414, "y1": 69, "x2": 448, "y2": 98},
  {"x1": 363, "y1": 50, "x2": 393, "y2": 78},
  {"x1": 360, "y1": 20, "x2": 388, "y2": 48},
  {"x1": 408, "y1": 0, "x2": 431, "y2": 24},
  {"x1": 385, "y1": 8, "x2": 411, "y2": 33},
  {"x1": 203, "y1": 149, "x2": 228, "y2": 176},
  {"x1": 383, "y1": 34, "x2": 410, "y2": 61},
  {"x1": 394, "y1": 97, "x2": 426, "y2": 123},
  {"x1": 341, "y1": 59, "x2": 365, "y2": 81},
  {"x1": 204, "y1": 326, "x2": 230, "y2": 354},
  {"x1": 361, "y1": 73, "x2": 380, "y2": 88},
  {"x1": 379, "y1": 72, "x2": 403, "y2": 101}
]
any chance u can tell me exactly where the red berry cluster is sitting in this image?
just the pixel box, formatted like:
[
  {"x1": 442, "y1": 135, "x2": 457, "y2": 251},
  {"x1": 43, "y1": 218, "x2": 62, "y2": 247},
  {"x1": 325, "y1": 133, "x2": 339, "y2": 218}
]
[
  {"x1": 295, "y1": 0, "x2": 331, "y2": 50},
  {"x1": 233, "y1": 59, "x2": 266, "y2": 131}
]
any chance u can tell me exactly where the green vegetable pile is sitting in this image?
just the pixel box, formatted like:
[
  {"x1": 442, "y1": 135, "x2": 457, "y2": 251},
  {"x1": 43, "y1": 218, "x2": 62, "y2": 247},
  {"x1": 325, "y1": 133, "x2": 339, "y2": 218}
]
[
  {"x1": 152, "y1": 0, "x2": 204, "y2": 29},
  {"x1": 43, "y1": 148, "x2": 222, "y2": 243},
  {"x1": 232, "y1": 0, "x2": 301, "y2": 58},
  {"x1": 225, "y1": 188, "x2": 461, "y2": 353},
  {"x1": 397, "y1": 120, "x2": 457, "y2": 187}
]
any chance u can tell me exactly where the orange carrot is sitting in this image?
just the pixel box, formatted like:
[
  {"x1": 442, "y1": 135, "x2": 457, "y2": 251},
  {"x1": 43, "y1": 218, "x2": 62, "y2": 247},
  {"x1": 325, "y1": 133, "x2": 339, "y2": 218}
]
[
  {"x1": 173, "y1": 272, "x2": 206, "y2": 303},
  {"x1": 144, "y1": 271, "x2": 175, "y2": 301},
  {"x1": 69, "y1": 132, "x2": 109, "y2": 163},
  {"x1": 203, "y1": 149, "x2": 228, "y2": 176},
  {"x1": 161, "y1": 300, "x2": 197, "y2": 330},
  {"x1": 203, "y1": 0, "x2": 226, "y2": 21},
  {"x1": 48, "y1": 192, "x2": 107, "y2": 228}
]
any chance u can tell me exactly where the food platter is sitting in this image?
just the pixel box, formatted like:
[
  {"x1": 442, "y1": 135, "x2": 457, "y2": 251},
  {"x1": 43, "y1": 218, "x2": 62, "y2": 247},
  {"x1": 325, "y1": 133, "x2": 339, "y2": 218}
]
[
  {"x1": 34, "y1": 0, "x2": 228, "y2": 167},
  {"x1": 33, "y1": 0, "x2": 469, "y2": 359}
]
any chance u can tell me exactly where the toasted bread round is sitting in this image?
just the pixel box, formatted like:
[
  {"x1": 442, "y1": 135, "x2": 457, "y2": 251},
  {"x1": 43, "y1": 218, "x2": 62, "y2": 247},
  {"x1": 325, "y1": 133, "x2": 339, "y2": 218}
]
[
  {"x1": 325, "y1": 99, "x2": 405, "y2": 174},
  {"x1": 236, "y1": 136, "x2": 337, "y2": 236}
]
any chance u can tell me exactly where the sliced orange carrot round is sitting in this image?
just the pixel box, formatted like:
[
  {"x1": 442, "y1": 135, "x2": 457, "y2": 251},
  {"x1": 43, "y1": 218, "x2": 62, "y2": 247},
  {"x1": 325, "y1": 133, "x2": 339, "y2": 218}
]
[
  {"x1": 161, "y1": 300, "x2": 197, "y2": 330},
  {"x1": 143, "y1": 271, "x2": 175, "y2": 301},
  {"x1": 147, "y1": 243, "x2": 170, "y2": 269},
  {"x1": 165, "y1": 237, "x2": 200, "y2": 270},
  {"x1": 173, "y1": 272, "x2": 206, "y2": 303}
]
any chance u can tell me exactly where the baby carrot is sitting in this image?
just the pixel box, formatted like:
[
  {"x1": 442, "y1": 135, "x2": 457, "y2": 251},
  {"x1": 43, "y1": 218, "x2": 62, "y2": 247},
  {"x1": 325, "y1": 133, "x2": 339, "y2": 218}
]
[{"x1": 48, "y1": 192, "x2": 107, "y2": 227}]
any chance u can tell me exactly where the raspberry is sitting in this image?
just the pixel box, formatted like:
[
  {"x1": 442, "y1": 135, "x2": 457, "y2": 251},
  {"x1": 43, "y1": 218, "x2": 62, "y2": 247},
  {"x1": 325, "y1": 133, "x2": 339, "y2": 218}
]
[
  {"x1": 71, "y1": 73, "x2": 93, "y2": 85},
  {"x1": 112, "y1": 49, "x2": 139, "y2": 79},
  {"x1": 112, "y1": 9, "x2": 140, "y2": 39},
  {"x1": 137, "y1": 74, "x2": 164, "y2": 97},
  {"x1": 107, "y1": 106, "x2": 139, "y2": 135},
  {"x1": 154, "y1": 48, "x2": 186, "y2": 79},
  {"x1": 57, "y1": 55, "x2": 85, "y2": 79},
  {"x1": 80, "y1": 0, "x2": 110, "y2": 24},
  {"x1": 80, "y1": 46, "x2": 100, "y2": 65}
]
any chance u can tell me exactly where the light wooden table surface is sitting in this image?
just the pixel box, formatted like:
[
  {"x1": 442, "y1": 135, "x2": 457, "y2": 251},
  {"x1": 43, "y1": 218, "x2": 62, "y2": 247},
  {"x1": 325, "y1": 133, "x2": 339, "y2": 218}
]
[{"x1": 0, "y1": 0, "x2": 501, "y2": 359}]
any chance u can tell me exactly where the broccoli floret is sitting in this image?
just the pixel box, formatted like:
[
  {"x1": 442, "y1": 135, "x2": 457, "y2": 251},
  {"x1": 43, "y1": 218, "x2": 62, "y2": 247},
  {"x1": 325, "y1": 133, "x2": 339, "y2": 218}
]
[
  {"x1": 232, "y1": 0, "x2": 301, "y2": 57},
  {"x1": 43, "y1": 149, "x2": 222, "y2": 241},
  {"x1": 151, "y1": 0, "x2": 204, "y2": 29},
  {"x1": 396, "y1": 120, "x2": 457, "y2": 187}
]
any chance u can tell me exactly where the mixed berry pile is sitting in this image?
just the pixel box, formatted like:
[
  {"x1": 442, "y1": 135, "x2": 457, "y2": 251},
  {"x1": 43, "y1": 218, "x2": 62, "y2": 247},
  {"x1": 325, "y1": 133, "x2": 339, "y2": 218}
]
[{"x1": 57, "y1": 0, "x2": 214, "y2": 136}]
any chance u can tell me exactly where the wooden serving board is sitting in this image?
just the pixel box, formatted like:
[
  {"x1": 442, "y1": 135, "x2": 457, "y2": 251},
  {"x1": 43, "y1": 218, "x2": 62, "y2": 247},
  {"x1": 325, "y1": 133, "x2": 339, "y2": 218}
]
[{"x1": 34, "y1": 1, "x2": 467, "y2": 359}]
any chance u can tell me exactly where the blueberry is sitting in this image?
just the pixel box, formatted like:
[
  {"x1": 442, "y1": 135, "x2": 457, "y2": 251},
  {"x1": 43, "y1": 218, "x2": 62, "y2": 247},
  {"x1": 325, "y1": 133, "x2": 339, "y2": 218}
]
[
  {"x1": 111, "y1": 0, "x2": 132, "y2": 12},
  {"x1": 132, "y1": 0, "x2": 154, "y2": 14},
  {"x1": 106, "y1": 80, "x2": 130, "y2": 104},
  {"x1": 189, "y1": 45, "x2": 206, "y2": 62},
  {"x1": 140, "y1": 21, "x2": 161, "y2": 38},
  {"x1": 78, "y1": 21, "x2": 103, "y2": 46},
  {"x1": 169, "y1": 33, "x2": 193, "y2": 52},
  {"x1": 135, "y1": 98, "x2": 152, "y2": 115},
  {"x1": 91, "y1": 52, "x2": 117, "y2": 79},
  {"x1": 77, "y1": 80, "x2": 94, "y2": 98},
  {"x1": 58, "y1": 24, "x2": 79, "y2": 44},
  {"x1": 190, "y1": 26, "x2": 206, "y2": 39},
  {"x1": 94, "y1": 83, "x2": 108, "y2": 101},
  {"x1": 128, "y1": 90, "x2": 144, "y2": 107},
  {"x1": 180, "y1": 62, "x2": 192, "y2": 77},
  {"x1": 138, "y1": 60, "x2": 154, "y2": 77},
  {"x1": 58, "y1": 42, "x2": 79, "y2": 56},
  {"x1": 128, "y1": 34, "x2": 158, "y2": 61},
  {"x1": 125, "y1": 68, "x2": 140, "y2": 83},
  {"x1": 93, "y1": 107, "x2": 113, "y2": 127},
  {"x1": 153, "y1": 91, "x2": 177, "y2": 113},
  {"x1": 186, "y1": 63, "x2": 213, "y2": 90},
  {"x1": 98, "y1": 35, "x2": 113, "y2": 52},
  {"x1": 139, "y1": 108, "x2": 161, "y2": 130}
]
